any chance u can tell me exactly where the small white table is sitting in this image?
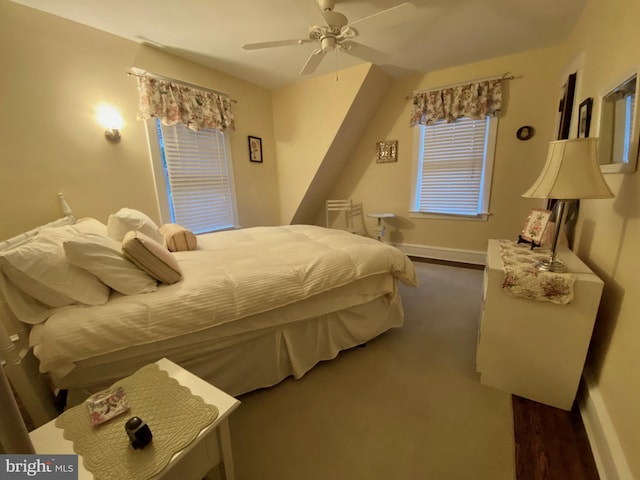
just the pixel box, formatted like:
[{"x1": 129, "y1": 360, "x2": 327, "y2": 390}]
[
  {"x1": 366, "y1": 213, "x2": 395, "y2": 242},
  {"x1": 29, "y1": 358, "x2": 240, "y2": 480}
]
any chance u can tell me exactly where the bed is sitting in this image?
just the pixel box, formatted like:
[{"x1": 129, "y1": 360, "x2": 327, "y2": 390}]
[{"x1": 0, "y1": 195, "x2": 417, "y2": 427}]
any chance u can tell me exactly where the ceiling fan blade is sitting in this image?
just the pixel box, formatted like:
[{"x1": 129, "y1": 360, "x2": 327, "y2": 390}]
[
  {"x1": 242, "y1": 39, "x2": 311, "y2": 50},
  {"x1": 347, "y1": 2, "x2": 417, "y2": 33},
  {"x1": 340, "y1": 41, "x2": 389, "y2": 65},
  {"x1": 300, "y1": 49, "x2": 326, "y2": 75}
]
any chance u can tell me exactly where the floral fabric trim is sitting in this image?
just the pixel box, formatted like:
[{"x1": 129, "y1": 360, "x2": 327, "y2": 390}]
[
  {"x1": 136, "y1": 76, "x2": 235, "y2": 132},
  {"x1": 410, "y1": 79, "x2": 502, "y2": 126},
  {"x1": 499, "y1": 240, "x2": 576, "y2": 305}
]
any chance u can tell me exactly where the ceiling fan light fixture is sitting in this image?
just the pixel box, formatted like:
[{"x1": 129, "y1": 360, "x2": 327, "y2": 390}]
[{"x1": 320, "y1": 36, "x2": 336, "y2": 52}]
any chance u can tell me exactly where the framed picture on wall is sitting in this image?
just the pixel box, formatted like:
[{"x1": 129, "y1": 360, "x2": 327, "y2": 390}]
[
  {"x1": 376, "y1": 140, "x2": 398, "y2": 163},
  {"x1": 578, "y1": 97, "x2": 593, "y2": 138},
  {"x1": 248, "y1": 136, "x2": 262, "y2": 163},
  {"x1": 557, "y1": 72, "x2": 577, "y2": 140}
]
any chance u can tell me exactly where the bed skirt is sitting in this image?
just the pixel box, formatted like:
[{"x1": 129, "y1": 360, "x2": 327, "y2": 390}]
[{"x1": 62, "y1": 293, "x2": 405, "y2": 406}]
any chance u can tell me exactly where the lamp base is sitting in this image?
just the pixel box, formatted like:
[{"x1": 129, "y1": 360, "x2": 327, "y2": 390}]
[{"x1": 535, "y1": 259, "x2": 567, "y2": 273}]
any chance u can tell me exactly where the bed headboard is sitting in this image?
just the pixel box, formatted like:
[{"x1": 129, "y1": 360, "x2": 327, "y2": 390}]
[{"x1": 0, "y1": 193, "x2": 76, "y2": 426}]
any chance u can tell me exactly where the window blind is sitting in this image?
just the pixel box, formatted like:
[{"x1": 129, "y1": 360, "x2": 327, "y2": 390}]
[
  {"x1": 417, "y1": 117, "x2": 489, "y2": 216},
  {"x1": 156, "y1": 120, "x2": 235, "y2": 234}
]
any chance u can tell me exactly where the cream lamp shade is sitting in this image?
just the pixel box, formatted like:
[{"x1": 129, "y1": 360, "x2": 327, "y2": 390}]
[
  {"x1": 522, "y1": 138, "x2": 613, "y2": 272},
  {"x1": 523, "y1": 138, "x2": 614, "y2": 200}
]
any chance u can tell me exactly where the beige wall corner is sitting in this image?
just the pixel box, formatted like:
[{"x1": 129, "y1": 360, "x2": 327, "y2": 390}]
[
  {"x1": 0, "y1": 2, "x2": 280, "y2": 240},
  {"x1": 561, "y1": 0, "x2": 640, "y2": 477},
  {"x1": 326, "y1": 47, "x2": 564, "y2": 246},
  {"x1": 132, "y1": 46, "x2": 281, "y2": 227},
  {"x1": 272, "y1": 63, "x2": 390, "y2": 225}
]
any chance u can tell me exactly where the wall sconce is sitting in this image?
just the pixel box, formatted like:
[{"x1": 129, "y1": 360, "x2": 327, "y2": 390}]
[{"x1": 96, "y1": 104, "x2": 123, "y2": 142}]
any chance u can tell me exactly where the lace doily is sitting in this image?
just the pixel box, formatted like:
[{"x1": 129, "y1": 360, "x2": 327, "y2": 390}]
[
  {"x1": 55, "y1": 363, "x2": 219, "y2": 480},
  {"x1": 499, "y1": 240, "x2": 576, "y2": 305}
]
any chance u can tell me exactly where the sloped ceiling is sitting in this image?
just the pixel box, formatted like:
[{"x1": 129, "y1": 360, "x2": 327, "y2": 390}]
[
  {"x1": 272, "y1": 64, "x2": 393, "y2": 225},
  {"x1": 10, "y1": 0, "x2": 587, "y2": 90}
]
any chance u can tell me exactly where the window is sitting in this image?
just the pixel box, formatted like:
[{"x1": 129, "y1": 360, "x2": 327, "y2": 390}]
[
  {"x1": 622, "y1": 92, "x2": 635, "y2": 161},
  {"x1": 148, "y1": 119, "x2": 238, "y2": 234},
  {"x1": 411, "y1": 116, "x2": 497, "y2": 219}
]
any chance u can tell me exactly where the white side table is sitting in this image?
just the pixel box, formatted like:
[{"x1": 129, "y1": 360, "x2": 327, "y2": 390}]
[
  {"x1": 366, "y1": 213, "x2": 394, "y2": 242},
  {"x1": 29, "y1": 358, "x2": 240, "y2": 480}
]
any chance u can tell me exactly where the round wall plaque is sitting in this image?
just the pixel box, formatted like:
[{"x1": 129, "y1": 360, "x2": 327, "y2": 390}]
[{"x1": 516, "y1": 126, "x2": 535, "y2": 141}]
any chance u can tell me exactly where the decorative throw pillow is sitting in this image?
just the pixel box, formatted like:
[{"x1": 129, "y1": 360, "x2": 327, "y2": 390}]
[
  {"x1": 160, "y1": 224, "x2": 198, "y2": 252},
  {"x1": 107, "y1": 208, "x2": 165, "y2": 246},
  {"x1": 122, "y1": 231, "x2": 182, "y2": 285},
  {"x1": 64, "y1": 233, "x2": 158, "y2": 295},
  {"x1": 0, "y1": 225, "x2": 111, "y2": 308}
]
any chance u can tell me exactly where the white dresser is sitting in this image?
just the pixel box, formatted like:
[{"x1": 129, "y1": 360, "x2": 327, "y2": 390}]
[{"x1": 476, "y1": 239, "x2": 604, "y2": 410}]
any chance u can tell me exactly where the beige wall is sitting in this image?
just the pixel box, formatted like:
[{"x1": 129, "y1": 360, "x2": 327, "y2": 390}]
[
  {"x1": 0, "y1": 1, "x2": 280, "y2": 240},
  {"x1": 272, "y1": 63, "x2": 374, "y2": 224},
  {"x1": 273, "y1": 64, "x2": 393, "y2": 226},
  {"x1": 561, "y1": 0, "x2": 640, "y2": 475},
  {"x1": 326, "y1": 47, "x2": 564, "y2": 250}
]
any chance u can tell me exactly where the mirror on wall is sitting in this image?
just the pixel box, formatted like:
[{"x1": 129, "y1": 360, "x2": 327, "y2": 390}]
[{"x1": 599, "y1": 71, "x2": 639, "y2": 173}]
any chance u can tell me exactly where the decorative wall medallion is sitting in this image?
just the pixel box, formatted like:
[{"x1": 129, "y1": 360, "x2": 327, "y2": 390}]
[
  {"x1": 516, "y1": 126, "x2": 535, "y2": 141},
  {"x1": 376, "y1": 140, "x2": 398, "y2": 163}
]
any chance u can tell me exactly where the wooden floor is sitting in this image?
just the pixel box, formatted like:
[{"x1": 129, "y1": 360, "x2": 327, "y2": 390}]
[{"x1": 513, "y1": 396, "x2": 600, "y2": 480}]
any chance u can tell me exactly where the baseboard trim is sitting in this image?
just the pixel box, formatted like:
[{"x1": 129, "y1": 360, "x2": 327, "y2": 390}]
[
  {"x1": 394, "y1": 242, "x2": 486, "y2": 266},
  {"x1": 579, "y1": 373, "x2": 633, "y2": 480}
]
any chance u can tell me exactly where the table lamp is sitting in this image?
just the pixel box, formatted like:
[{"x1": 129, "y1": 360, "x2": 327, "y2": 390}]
[{"x1": 522, "y1": 138, "x2": 614, "y2": 272}]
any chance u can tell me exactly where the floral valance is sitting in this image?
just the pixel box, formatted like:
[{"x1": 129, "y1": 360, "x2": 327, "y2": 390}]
[
  {"x1": 136, "y1": 76, "x2": 235, "y2": 132},
  {"x1": 410, "y1": 79, "x2": 503, "y2": 127}
]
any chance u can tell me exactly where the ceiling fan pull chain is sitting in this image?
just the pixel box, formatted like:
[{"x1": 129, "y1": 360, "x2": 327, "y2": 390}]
[{"x1": 335, "y1": 48, "x2": 339, "y2": 82}]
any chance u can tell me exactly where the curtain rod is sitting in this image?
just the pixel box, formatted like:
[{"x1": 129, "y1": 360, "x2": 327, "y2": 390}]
[
  {"x1": 126, "y1": 70, "x2": 238, "y2": 104},
  {"x1": 406, "y1": 72, "x2": 520, "y2": 100}
]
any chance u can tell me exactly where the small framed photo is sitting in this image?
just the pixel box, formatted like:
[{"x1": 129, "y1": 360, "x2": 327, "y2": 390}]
[
  {"x1": 516, "y1": 125, "x2": 535, "y2": 141},
  {"x1": 248, "y1": 135, "x2": 263, "y2": 163},
  {"x1": 577, "y1": 98, "x2": 593, "y2": 138},
  {"x1": 376, "y1": 140, "x2": 398, "y2": 163},
  {"x1": 520, "y1": 208, "x2": 552, "y2": 245}
]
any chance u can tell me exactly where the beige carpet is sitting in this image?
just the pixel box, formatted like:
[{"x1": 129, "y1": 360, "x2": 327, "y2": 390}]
[{"x1": 228, "y1": 261, "x2": 515, "y2": 480}]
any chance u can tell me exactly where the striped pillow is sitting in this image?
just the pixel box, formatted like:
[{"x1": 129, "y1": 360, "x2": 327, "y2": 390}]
[
  {"x1": 122, "y1": 231, "x2": 182, "y2": 285},
  {"x1": 160, "y1": 224, "x2": 197, "y2": 252}
]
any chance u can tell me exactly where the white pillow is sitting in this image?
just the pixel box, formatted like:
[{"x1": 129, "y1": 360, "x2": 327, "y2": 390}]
[
  {"x1": 122, "y1": 231, "x2": 182, "y2": 285},
  {"x1": 0, "y1": 269, "x2": 58, "y2": 325},
  {"x1": 0, "y1": 224, "x2": 111, "y2": 308},
  {"x1": 69, "y1": 217, "x2": 109, "y2": 236},
  {"x1": 64, "y1": 233, "x2": 158, "y2": 295},
  {"x1": 107, "y1": 208, "x2": 165, "y2": 245}
]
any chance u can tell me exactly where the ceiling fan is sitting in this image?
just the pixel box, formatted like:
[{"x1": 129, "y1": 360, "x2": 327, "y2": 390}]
[{"x1": 241, "y1": 0, "x2": 416, "y2": 75}]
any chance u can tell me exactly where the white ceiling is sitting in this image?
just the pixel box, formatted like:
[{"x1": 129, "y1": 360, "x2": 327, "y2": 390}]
[{"x1": 12, "y1": 0, "x2": 587, "y2": 90}]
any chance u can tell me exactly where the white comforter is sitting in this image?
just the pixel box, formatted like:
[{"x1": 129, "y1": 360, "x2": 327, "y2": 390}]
[{"x1": 31, "y1": 225, "x2": 417, "y2": 375}]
